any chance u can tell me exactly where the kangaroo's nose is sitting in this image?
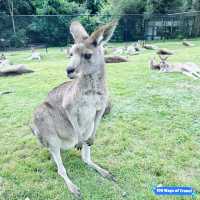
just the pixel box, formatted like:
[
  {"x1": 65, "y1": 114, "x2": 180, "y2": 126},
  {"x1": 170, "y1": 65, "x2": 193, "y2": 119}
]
[{"x1": 66, "y1": 67, "x2": 75, "y2": 75}]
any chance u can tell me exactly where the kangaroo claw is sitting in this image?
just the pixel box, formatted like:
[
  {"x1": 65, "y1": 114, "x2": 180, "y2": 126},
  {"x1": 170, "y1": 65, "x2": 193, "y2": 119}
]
[
  {"x1": 75, "y1": 142, "x2": 82, "y2": 150},
  {"x1": 85, "y1": 138, "x2": 94, "y2": 146}
]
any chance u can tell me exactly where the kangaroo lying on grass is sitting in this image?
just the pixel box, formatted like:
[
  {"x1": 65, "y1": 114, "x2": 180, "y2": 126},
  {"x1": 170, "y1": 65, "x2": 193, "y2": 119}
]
[
  {"x1": 0, "y1": 53, "x2": 10, "y2": 66},
  {"x1": 182, "y1": 39, "x2": 195, "y2": 47},
  {"x1": 141, "y1": 40, "x2": 158, "y2": 50},
  {"x1": 150, "y1": 55, "x2": 200, "y2": 79},
  {"x1": 31, "y1": 20, "x2": 117, "y2": 198}
]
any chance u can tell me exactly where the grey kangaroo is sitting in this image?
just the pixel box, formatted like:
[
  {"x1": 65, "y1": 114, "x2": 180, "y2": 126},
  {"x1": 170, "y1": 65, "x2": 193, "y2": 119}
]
[{"x1": 31, "y1": 20, "x2": 118, "y2": 198}]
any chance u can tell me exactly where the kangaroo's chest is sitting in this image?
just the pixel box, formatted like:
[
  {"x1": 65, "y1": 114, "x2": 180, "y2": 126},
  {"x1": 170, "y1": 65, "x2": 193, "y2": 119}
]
[
  {"x1": 75, "y1": 94, "x2": 106, "y2": 134},
  {"x1": 66, "y1": 93, "x2": 106, "y2": 141}
]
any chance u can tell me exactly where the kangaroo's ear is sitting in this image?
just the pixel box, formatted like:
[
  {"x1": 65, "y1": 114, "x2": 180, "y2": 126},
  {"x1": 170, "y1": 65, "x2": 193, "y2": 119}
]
[
  {"x1": 70, "y1": 21, "x2": 89, "y2": 43},
  {"x1": 88, "y1": 20, "x2": 118, "y2": 46}
]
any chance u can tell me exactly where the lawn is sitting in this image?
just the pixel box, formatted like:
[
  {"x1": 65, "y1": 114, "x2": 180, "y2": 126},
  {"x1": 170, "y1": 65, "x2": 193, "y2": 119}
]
[{"x1": 0, "y1": 40, "x2": 200, "y2": 200}]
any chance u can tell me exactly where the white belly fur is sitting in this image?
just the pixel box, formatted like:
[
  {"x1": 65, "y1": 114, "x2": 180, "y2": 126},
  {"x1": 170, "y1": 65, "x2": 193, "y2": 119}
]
[
  {"x1": 60, "y1": 109, "x2": 95, "y2": 150},
  {"x1": 60, "y1": 94, "x2": 105, "y2": 149},
  {"x1": 77, "y1": 94, "x2": 104, "y2": 140},
  {"x1": 78, "y1": 105, "x2": 96, "y2": 140}
]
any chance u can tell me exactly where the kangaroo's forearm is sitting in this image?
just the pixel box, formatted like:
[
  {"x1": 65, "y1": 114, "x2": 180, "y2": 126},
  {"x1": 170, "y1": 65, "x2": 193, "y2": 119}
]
[
  {"x1": 64, "y1": 109, "x2": 83, "y2": 142},
  {"x1": 91, "y1": 110, "x2": 104, "y2": 139}
]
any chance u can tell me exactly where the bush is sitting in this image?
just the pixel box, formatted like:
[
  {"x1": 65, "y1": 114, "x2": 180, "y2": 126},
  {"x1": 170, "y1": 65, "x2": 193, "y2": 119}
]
[{"x1": 9, "y1": 29, "x2": 28, "y2": 48}]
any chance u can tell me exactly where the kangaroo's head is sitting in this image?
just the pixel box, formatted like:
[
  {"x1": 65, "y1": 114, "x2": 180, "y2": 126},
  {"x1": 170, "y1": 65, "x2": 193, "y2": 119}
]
[
  {"x1": 159, "y1": 55, "x2": 169, "y2": 71},
  {"x1": 150, "y1": 56, "x2": 160, "y2": 70},
  {"x1": 66, "y1": 20, "x2": 117, "y2": 79}
]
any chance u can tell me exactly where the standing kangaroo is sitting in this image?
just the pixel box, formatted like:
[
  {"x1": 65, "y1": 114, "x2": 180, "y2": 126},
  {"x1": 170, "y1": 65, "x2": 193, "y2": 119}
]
[{"x1": 31, "y1": 20, "x2": 117, "y2": 198}]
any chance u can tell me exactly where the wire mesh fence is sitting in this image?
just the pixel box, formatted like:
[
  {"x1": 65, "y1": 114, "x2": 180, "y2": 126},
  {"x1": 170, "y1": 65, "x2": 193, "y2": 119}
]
[{"x1": 0, "y1": 11, "x2": 200, "y2": 50}]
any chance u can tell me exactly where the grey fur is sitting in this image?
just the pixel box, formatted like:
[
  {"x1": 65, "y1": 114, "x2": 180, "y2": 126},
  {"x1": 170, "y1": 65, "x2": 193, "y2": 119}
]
[{"x1": 31, "y1": 20, "x2": 117, "y2": 199}]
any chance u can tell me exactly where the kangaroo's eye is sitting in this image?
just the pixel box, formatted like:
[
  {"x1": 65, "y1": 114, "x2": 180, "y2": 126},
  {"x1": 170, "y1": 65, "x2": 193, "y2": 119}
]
[
  {"x1": 83, "y1": 53, "x2": 92, "y2": 60},
  {"x1": 70, "y1": 53, "x2": 73, "y2": 57}
]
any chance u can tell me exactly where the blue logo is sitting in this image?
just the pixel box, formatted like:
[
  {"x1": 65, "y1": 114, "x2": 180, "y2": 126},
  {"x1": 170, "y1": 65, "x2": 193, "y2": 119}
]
[{"x1": 153, "y1": 186, "x2": 196, "y2": 198}]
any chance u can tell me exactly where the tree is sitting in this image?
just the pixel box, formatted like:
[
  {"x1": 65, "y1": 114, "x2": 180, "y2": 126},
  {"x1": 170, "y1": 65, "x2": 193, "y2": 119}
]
[
  {"x1": 26, "y1": 0, "x2": 86, "y2": 46},
  {"x1": 108, "y1": 0, "x2": 185, "y2": 15},
  {"x1": 85, "y1": 0, "x2": 105, "y2": 14},
  {"x1": 145, "y1": 0, "x2": 183, "y2": 14},
  {"x1": 110, "y1": 0, "x2": 147, "y2": 15},
  {"x1": 192, "y1": 0, "x2": 200, "y2": 10},
  {"x1": 182, "y1": 0, "x2": 193, "y2": 11},
  {"x1": 5, "y1": 0, "x2": 16, "y2": 34},
  {"x1": 35, "y1": 0, "x2": 84, "y2": 15},
  {"x1": 1, "y1": 0, "x2": 35, "y2": 15}
]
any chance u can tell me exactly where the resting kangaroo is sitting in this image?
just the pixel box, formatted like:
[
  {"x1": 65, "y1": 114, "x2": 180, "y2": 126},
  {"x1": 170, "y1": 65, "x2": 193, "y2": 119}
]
[
  {"x1": 31, "y1": 20, "x2": 117, "y2": 198},
  {"x1": 150, "y1": 55, "x2": 200, "y2": 79}
]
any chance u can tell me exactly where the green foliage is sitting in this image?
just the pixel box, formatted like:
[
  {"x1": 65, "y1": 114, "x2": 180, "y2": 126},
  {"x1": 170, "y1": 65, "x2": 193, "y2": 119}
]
[
  {"x1": 85, "y1": 0, "x2": 105, "y2": 14},
  {"x1": 110, "y1": 0, "x2": 147, "y2": 15},
  {"x1": 1, "y1": 0, "x2": 200, "y2": 48},
  {"x1": 1, "y1": 0, "x2": 200, "y2": 17},
  {"x1": 109, "y1": 0, "x2": 185, "y2": 15},
  {"x1": 0, "y1": 0, "x2": 36, "y2": 15},
  {"x1": 36, "y1": 0, "x2": 84, "y2": 15},
  {"x1": 182, "y1": 0, "x2": 193, "y2": 11},
  {"x1": 145, "y1": 0, "x2": 183, "y2": 14},
  {"x1": 182, "y1": 0, "x2": 200, "y2": 11},
  {"x1": 0, "y1": 0, "x2": 87, "y2": 47},
  {"x1": 24, "y1": 0, "x2": 87, "y2": 46},
  {"x1": 78, "y1": 14, "x2": 99, "y2": 33},
  {"x1": 10, "y1": 29, "x2": 28, "y2": 47},
  {"x1": 192, "y1": 0, "x2": 200, "y2": 11}
]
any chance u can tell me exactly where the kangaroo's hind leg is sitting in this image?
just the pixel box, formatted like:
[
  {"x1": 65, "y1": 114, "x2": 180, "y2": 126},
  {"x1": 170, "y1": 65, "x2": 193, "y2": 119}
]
[
  {"x1": 81, "y1": 143, "x2": 115, "y2": 181},
  {"x1": 192, "y1": 71, "x2": 200, "y2": 79},
  {"x1": 182, "y1": 71, "x2": 198, "y2": 79},
  {"x1": 33, "y1": 104, "x2": 82, "y2": 199},
  {"x1": 49, "y1": 146, "x2": 82, "y2": 199}
]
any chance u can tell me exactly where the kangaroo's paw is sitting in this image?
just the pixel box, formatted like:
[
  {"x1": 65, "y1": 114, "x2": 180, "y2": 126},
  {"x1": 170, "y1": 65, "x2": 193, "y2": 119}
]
[
  {"x1": 75, "y1": 142, "x2": 83, "y2": 151},
  {"x1": 85, "y1": 137, "x2": 94, "y2": 146},
  {"x1": 68, "y1": 183, "x2": 82, "y2": 199},
  {"x1": 100, "y1": 169, "x2": 116, "y2": 182}
]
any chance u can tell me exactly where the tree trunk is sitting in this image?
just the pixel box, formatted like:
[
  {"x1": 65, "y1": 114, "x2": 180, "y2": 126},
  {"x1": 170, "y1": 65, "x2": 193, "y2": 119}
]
[
  {"x1": 11, "y1": 1, "x2": 16, "y2": 34},
  {"x1": 7, "y1": 0, "x2": 16, "y2": 35}
]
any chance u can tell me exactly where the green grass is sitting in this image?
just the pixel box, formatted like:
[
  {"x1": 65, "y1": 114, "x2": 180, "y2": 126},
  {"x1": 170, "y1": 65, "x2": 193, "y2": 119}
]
[{"x1": 1, "y1": 40, "x2": 200, "y2": 200}]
